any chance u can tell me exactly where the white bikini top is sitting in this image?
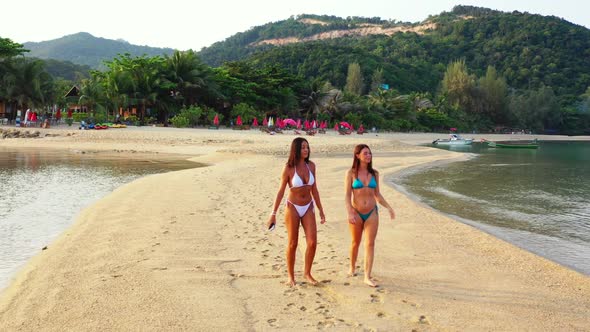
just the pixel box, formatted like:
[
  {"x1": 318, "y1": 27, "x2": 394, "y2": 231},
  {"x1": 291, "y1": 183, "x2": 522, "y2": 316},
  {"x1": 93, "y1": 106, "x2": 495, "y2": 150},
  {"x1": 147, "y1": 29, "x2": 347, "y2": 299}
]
[{"x1": 290, "y1": 163, "x2": 314, "y2": 189}]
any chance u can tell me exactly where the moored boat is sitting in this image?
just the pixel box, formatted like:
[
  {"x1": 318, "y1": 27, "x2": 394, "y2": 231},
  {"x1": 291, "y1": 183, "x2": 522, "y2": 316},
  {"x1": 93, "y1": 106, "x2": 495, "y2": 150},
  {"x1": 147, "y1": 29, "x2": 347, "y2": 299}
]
[
  {"x1": 433, "y1": 134, "x2": 473, "y2": 145},
  {"x1": 485, "y1": 139, "x2": 539, "y2": 149}
]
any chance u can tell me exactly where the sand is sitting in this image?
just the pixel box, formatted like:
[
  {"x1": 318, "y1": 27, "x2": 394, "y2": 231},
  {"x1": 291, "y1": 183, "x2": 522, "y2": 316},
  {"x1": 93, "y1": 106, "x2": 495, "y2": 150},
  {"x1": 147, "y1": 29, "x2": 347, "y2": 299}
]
[{"x1": 0, "y1": 126, "x2": 589, "y2": 331}]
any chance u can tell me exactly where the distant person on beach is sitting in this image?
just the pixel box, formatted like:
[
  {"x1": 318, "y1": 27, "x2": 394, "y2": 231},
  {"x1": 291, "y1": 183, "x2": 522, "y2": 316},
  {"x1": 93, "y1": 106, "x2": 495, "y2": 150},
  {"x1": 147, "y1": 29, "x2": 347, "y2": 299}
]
[
  {"x1": 24, "y1": 109, "x2": 31, "y2": 127},
  {"x1": 267, "y1": 137, "x2": 326, "y2": 287},
  {"x1": 345, "y1": 144, "x2": 395, "y2": 287}
]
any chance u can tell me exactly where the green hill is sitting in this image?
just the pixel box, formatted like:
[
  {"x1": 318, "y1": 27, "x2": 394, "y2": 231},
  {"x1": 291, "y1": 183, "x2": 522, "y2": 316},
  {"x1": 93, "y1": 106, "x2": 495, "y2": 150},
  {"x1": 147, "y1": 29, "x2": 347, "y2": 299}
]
[
  {"x1": 198, "y1": 6, "x2": 590, "y2": 99},
  {"x1": 23, "y1": 32, "x2": 175, "y2": 69}
]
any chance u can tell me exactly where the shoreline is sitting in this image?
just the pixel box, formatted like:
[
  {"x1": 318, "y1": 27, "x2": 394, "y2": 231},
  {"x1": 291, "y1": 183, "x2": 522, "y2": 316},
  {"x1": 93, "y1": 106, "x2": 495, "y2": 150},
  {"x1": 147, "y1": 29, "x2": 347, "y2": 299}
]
[{"x1": 1, "y1": 127, "x2": 589, "y2": 330}]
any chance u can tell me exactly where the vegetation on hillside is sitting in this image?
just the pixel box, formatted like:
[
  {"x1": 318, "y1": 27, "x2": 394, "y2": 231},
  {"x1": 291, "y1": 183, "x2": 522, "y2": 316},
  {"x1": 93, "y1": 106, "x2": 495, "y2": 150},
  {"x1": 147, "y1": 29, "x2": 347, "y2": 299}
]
[
  {"x1": 23, "y1": 32, "x2": 175, "y2": 69},
  {"x1": 1, "y1": 6, "x2": 589, "y2": 134}
]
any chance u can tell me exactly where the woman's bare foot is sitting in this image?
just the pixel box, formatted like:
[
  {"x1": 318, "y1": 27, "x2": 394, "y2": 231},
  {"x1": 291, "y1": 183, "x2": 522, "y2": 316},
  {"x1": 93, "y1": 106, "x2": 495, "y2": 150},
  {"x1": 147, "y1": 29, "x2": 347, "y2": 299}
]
[
  {"x1": 286, "y1": 278, "x2": 296, "y2": 287},
  {"x1": 347, "y1": 269, "x2": 357, "y2": 277},
  {"x1": 364, "y1": 277, "x2": 378, "y2": 287},
  {"x1": 304, "y1": 274, "x2": 319, "y2": 286}
]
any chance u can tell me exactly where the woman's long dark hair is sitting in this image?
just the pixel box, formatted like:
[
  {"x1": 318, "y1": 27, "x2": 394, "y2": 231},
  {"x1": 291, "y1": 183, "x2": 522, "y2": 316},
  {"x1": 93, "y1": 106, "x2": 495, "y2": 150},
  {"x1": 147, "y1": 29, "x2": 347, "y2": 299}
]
[
  {"x1": 287, "y1": 137, "x2": 310, "y2": 167},
  {"x1": 352, "y1": 144, "x2": 374, "y2": 177}
]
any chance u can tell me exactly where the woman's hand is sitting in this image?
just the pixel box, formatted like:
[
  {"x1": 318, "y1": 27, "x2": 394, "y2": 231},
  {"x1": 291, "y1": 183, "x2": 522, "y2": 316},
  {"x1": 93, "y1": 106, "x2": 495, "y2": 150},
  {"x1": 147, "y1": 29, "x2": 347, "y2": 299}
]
[
  {"x1": 319, "y1": 210, "x2": 326, "y2": 224},
  {"x1": 267, "y1": 215, "x2": 276, "y2": 231},
  {"x1": 347, "y1": 209, "x2": 357, "y2": 224},
  {"x1": 388, "y1": 207, "x2": 396, "y2": 220}
]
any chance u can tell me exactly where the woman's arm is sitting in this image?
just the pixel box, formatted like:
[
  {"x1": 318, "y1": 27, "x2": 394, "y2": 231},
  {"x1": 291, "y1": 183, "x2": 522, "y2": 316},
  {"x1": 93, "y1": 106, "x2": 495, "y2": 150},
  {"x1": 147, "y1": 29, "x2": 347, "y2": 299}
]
[
  {"x1": 267, "y1": 165, "x2": 289, "y2": 229},
  {"x1": 373, "y1": 170, "x2": 395, "y2": 220},
  {"x1": 310, "y1": 162, "x2": 326, "y2": 224},
  {"x1": 344, "y1": 169, "x2": 357, "y2": 224}
]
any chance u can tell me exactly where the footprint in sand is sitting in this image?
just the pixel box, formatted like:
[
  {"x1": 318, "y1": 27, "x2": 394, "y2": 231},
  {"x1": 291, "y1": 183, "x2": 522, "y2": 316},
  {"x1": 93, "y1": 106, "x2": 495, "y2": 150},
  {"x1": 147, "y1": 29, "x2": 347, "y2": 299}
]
[
  {"x1": 412, "y1": 315, "x2": 431, "y2": 325},
  {"x1": 267, "y1": 318, "x2": 278, "y2": 327},
  {"x1": 152, "y1": 267, "x2": 168, "y2": 271},
  {"x1": 370, "y1": 294, "x2": 382, "y2": 303},
  {"x1": 402, "y1": 299, "x2": 421, "y2": 308}
]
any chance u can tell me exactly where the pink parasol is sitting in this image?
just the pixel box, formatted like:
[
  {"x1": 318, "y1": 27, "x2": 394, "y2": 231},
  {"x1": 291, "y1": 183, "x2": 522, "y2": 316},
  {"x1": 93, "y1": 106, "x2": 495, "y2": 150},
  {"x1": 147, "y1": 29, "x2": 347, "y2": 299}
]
[
  {"x1": 334, "y1": 123, "x2": 339, "y2": 131},
  {"x1": 340, "y1": 121, "x2": 353, "y2": 129},
  {"x1": 283, "y1": 118, "x2": 297, "y2": 127},
  {"x1": 296, "y1": 119, "x2": 302, "y2": 129},
  {"x1": 252, "y1": 117, "x2": 258, "y2": 126},
  {"x1": 263, "y1": 117, "x2": 268, "y2": 126},
  {"x1": 236, "y1": 115, "x2": 242, "y2": 126},
  {"x1": 213, "y1": 113, "x2": 219, "y2": 126},
  {"x1": 450, "y1": 127, "x2": 457, "y2": 131}
]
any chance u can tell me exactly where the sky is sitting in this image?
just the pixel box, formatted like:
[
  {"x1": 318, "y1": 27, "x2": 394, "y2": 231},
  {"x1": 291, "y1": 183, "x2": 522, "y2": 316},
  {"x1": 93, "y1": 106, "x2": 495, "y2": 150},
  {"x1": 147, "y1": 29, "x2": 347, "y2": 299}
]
[{"x1": 3, "y1": 0, "x2": 589, "y2": 51}]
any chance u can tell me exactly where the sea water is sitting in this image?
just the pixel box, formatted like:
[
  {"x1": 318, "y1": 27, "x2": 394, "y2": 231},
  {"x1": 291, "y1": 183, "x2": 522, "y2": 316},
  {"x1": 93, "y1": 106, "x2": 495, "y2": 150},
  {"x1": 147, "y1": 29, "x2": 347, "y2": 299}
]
[
  {"x1": 0, "y1": 147, "x2": 200, "y2": 290},
  {"x1": 392, "y1": 141, "x2": 590, "y2": 275}
]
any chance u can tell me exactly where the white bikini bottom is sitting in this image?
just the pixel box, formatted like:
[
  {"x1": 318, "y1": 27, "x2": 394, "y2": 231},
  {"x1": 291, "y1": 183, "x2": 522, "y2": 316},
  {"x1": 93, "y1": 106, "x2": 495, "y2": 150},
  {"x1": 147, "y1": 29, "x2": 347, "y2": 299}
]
[{"x1": 286, "y1": 200, "x2": 314, "y2": 218}]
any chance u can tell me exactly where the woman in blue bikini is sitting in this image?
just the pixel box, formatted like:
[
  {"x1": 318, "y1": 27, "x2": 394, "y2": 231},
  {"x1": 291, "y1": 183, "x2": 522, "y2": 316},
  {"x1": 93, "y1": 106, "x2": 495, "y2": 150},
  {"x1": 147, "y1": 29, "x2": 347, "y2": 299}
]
[
  {"x1": 267, "y1": 137, "x2": 326, "y2": 287},
  {"x1": 345, "y1": 144, "x2": 395, "y2": 287}
]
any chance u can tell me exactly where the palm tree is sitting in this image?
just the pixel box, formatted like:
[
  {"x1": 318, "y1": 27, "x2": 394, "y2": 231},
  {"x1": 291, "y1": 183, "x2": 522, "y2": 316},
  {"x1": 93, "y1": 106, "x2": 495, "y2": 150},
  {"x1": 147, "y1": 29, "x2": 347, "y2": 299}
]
[
  {"x1": 4, "y1": 58, "x2": 50, "y2": 111},
  {"x1": 78, "y1": 77, "x2": 105, "y2": 118},
  {"x1": 165, "y1": 50, "x2": 217, "y2": 106},
  {"x1": 301, "y1": 79, "x2": 329, "y2": 119}
]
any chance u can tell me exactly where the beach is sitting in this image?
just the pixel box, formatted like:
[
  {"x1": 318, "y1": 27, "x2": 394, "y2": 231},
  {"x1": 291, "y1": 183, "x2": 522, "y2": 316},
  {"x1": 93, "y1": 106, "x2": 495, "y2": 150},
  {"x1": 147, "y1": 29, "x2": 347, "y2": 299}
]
[{"x1": 0, "y1": 126, "x2": 589, "y2": 331}]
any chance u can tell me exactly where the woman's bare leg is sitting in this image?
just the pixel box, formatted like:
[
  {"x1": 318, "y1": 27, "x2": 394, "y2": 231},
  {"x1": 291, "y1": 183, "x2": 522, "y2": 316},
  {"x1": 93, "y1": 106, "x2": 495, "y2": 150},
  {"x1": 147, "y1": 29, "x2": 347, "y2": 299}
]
[
  {"x1": 348, "y1": 217, "x2": 364, "y2": 276},
  {"x1": 285, "y1": 207, "x2": 300, "y2": 287},
  {"x1": 300, "y1": 209, "x2": 318, "y2": 285},
  {"x1": 363, "y1": 214, "x2": 379, "y2": 287}
]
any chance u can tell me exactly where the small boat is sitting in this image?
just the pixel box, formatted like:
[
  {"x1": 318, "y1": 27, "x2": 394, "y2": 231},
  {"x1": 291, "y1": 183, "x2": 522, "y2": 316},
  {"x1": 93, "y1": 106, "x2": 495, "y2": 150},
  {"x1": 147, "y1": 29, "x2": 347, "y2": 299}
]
[
  {"x1": 485, "y1": 139, "x2": 539, "y2": 149},
  {"x1": 433, "y1": 134, "x2": 473, "y2": 145},
  {"x1": 488, "y1": 140, "x2": 539, "y2": 149}
]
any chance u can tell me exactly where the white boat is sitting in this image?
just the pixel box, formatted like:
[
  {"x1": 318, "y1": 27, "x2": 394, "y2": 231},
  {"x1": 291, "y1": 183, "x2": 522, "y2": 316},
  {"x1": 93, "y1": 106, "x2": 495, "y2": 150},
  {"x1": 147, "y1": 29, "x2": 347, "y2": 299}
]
[{"x1": 433, "y1": 134, "x2": 473, "y2": 145}]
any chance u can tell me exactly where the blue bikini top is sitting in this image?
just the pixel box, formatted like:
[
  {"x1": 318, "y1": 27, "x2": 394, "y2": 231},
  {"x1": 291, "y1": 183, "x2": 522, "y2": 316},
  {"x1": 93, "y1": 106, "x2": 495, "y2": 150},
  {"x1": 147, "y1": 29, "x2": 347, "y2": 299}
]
[{"x1": 352, "y1": 175, "x2": 377, "y2": 189}]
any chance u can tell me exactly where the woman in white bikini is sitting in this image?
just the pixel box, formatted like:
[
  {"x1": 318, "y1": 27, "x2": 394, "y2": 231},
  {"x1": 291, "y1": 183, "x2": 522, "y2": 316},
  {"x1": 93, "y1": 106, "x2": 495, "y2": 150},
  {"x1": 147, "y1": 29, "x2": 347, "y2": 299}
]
[
  {"x1": 267, "y1": 137, "x2": 326, "y2": 287},
  {"x1": 345, "y1": 144, "x2": 395, "y2": 287}
]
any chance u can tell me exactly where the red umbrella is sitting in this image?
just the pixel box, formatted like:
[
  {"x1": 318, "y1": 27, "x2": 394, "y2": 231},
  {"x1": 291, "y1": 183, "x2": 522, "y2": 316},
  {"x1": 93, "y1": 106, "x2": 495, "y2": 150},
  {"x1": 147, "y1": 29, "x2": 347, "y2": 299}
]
[
  {"x1": 283, "y1": 118, "x2": 297, "y2": 127},
  {"x1": 213, "y1": 113, "x2": 219, "y2": 126},
  {"x1": 263, "y1": 117, "x2": 268, "y2": 126},
  {"x1": 334, "y1": 123, "x2": 339, "y2": 131},
  {"x1": 450, "y1": 127, "x2": 457, "y2": 131},
  {"x1": 296, "y1": 119, "x2": 302, "y2": 129},
  {"x1": 252, "y1": 117, "x2": 258, "y2": 126},
  {"x1": 340, "y1": 121, "x2": 352, "y2": 129},
  {"x1": 236, "y1": 115, "x2": 242, "y2": 126}
]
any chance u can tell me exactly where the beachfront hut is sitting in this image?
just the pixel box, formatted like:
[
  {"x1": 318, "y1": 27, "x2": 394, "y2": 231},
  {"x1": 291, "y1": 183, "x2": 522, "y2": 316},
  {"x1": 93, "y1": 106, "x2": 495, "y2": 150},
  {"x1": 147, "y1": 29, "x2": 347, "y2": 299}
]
[{"x1": 64, "y1": 86, "x2": 87, "y2": 115}]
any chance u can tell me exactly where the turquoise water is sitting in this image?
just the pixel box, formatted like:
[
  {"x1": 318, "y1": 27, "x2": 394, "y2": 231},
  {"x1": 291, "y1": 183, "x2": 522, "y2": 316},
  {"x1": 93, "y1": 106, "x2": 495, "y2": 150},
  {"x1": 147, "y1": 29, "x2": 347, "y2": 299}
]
[
  {"x1": 0, "y1": 147, "x2": 200, "y2": 290},
  {"x1": 392, "y1": 141, "x2": 590, "y2": 275}
]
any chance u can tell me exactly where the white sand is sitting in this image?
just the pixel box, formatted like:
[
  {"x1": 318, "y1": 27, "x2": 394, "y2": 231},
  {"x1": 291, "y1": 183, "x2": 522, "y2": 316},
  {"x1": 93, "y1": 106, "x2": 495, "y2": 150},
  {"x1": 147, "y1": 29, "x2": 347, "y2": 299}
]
[{"x1": 0, "y1": 126, "x2": 589, "y2": 331}]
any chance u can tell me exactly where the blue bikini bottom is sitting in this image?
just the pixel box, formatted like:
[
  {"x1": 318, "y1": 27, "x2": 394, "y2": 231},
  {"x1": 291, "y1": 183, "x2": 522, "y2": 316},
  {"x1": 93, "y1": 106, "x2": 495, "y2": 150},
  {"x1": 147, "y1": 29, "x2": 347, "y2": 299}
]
[{"x1": 356, "y1": 206, "x2": 378, "y2": 222}]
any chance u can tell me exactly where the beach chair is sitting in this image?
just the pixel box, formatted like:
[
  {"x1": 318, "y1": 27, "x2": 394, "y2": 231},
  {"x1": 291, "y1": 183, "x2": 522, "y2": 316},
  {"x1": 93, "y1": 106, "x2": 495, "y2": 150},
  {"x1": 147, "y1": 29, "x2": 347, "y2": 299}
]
[{"x1": 338, "y1": 128, "x2": 352, "y2": 135}]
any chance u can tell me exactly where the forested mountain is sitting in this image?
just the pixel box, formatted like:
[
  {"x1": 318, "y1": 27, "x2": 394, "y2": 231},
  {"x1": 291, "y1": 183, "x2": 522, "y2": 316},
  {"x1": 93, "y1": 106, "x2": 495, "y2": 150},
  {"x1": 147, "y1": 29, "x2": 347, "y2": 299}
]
[
  {"x1": 198, "y1": 7, "x2": 590, "y2": 99},
  {"x1": 2, "y1": 6, "x2": 589, "y2": 134},
  {"x1": 23, "y1": 32, "x2": 175, "y2": 69}
]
